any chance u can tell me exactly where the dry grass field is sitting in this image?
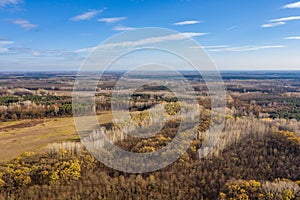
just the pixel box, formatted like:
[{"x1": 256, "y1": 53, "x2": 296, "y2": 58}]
[{"x1": 0, "y1": 112, "x2": 113, "y2": 161}]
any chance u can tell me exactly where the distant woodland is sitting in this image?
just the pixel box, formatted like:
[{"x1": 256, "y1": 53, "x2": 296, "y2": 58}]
[{"x1": 0, "y1": 72, "x2": 299, "y2": 199}]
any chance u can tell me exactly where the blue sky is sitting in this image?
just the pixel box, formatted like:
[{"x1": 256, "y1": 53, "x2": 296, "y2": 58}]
[{"x1": 0, "y1": 0, "x2": 300, "y2": 71}]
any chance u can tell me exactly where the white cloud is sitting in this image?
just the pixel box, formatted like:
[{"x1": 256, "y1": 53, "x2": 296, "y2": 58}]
[
  {"x1": 269, "y1": 16, "x2": 300, "y2": 22},
  {"x1": 227, "y1": 26, "x2": 237, "y2": 31},
  {"x1": 73, "y1": 47, "x2": 96, "y2": 54},
  {"x1": 204, "y1": 45, "x2": 230, "y2": 49},
  {"x1": 261, "y1": 16, "x2": 300, "y2": 28},
  {"x1": 208, "y1": 45, "x2": 285, "y2": 52},
  {"x1": 172, "y1": 20, "x2": 202, "y2": 26},
  {"x1": 182, "y1": 32, "x2": 207, "y2": 37},
  {"x1": 0, "y1": 39, "x2": 13, "y2": 53},
  {"x1": 11, "y1": 19, "x2": 38, "y2": 30},
  {"x1": 70, "y1": 9, "x2": 103, "y2": 21},
  {"x1": 0, "y1": 40, "x2": 14, "y2": 45},
  {"x1": 261, "y1": 22, "x2": 286, "y2": 28},
  {"x1": 190, "y1": 45, "x2": 229, "y2": 49},
  {"x1": 75, "y1": 32, "x2": 207, "y2": 52},
  {"x1": 0, "y1": 47, "x2": 84, "y2": 71},
  {"x1": 2, "y1": 47, "x2": 35, "y2": 55},
  {"x1": 31, "y1": 51, "x2": 41, "y2": 56},
  {"x1": 0, "y1": 45, "x2": 89, "y2": 59},
  {"x1": 98, "y1": 17, "x2": 127, "y2": 23},
  {"x1": 283, "y1": 1, "x2": 300, "y2": 8},
  {"x1": 0, "y1": 0, "x2": 21, "y2": 7},
  {"x1": 102, "y1": 32, "x2": 208, "y2": 48},
  {"x1": 284, "y1": 36, "x2": 300, "y2": 40},
  {"x1": 113, "y1": 25, "x2": 136, "y2": 31},
  {"x1": 0, "y1": 48, "x2": 8, "y2": 53}
]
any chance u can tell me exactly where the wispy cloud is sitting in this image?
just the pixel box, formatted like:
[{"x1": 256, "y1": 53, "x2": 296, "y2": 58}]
[
  {"x1": 182, "y1": 32, "x2": 207, "y2": 37},
  {"x1": 0, "y1": 0, "x2": 22, "y2": 7},
  {"x1": 282, "y1": 1, "x2": 300, "y2": 8},
  {"x1": 284, "y1": 36, "x2": 300, "y2": 40},
  {"x1": 0, "y1": 39, "x2": 14, "y2": 53},
  {"x1": 227, "y1": 26, "x2": 237, "y2": 31},
  {"x1": 0, "y1": 40, "x2": 14, "y2": 45},
  {"x1": 204, "y1": 45, "x2": 229, "y2": 49},
  {"x1": 73, "y1": 47, "x2": 96, "y2": 54},
  {"x1": 70, "y1": 9, "x2": 103, "y2": 21},
  {"x1": 0, "y1": 48, "x2": 8, "y2": 53},
  {"x1": 261, "y1": 22, "x2": 286, "y2": 28},
  {"x1": 261, "y1": 15, "x2": 300, "y2": 28},
  {"x1": 11, "y1": 19, "x2": 38, "y2": 30},
  {"x1": 0, "y1": 46, "x2": 87, "y2": 70},
  {"x1": 0, "y1": 45, "x2": 91, "y2": 59},
  {"x1": 102, "y1": 32, "x2": 208, "y2": 48},
  {"x1": 73, "y1": 32, "x2": 208, "y2": 51},
  {"x1": 113, "y1": 25, "x2": 136, "y2": 31},
  {"x1": 190, "y1": 45, "x2": 230, "y2": 49},
  {"x1": 98, "y1": 17, "x2": 127, "y2": 23},
  {"x1": 1, "y1": 47, "x2": 40, "y2": 56},
  {"x1": 269, "y1": 16, "x2": 300, "y2": 22},
  {"x1": 208, "y1": 45, "x2": 285, "y2": 52},
  {"x1": 172, "y1": 20, "x2": 202, "y2": 26}
]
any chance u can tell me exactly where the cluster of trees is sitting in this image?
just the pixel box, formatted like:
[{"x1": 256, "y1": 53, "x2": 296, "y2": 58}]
[
  {"x1": 270, "y1": 109, "x2": 300, "y2": 121},
  {"x1": 0, "y1": 92, "x2": 181, "y2": 121},
  {"x1": 228, "y1": 93, "x2": 300, "y2": 121},
  {"x1": 0, "y1": 118, "x2": 300, "y2": 199},
  {"x1": 0, "y1": 101, "x2": 72, "y2": 121},
  {"x1": 0, "y1": 94, "x2": 74, "y2": 121},
  {"x1": 0, "y1": 150, "x2": 82, "y2": 189},
  {"x1": 220, "y1": 179, "x2": 299, "y2": 199}
]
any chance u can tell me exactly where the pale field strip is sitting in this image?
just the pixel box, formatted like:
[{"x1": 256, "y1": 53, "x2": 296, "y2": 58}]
[{"x1": 0, "y1": 112, "x2": 113, "y2": 161}]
